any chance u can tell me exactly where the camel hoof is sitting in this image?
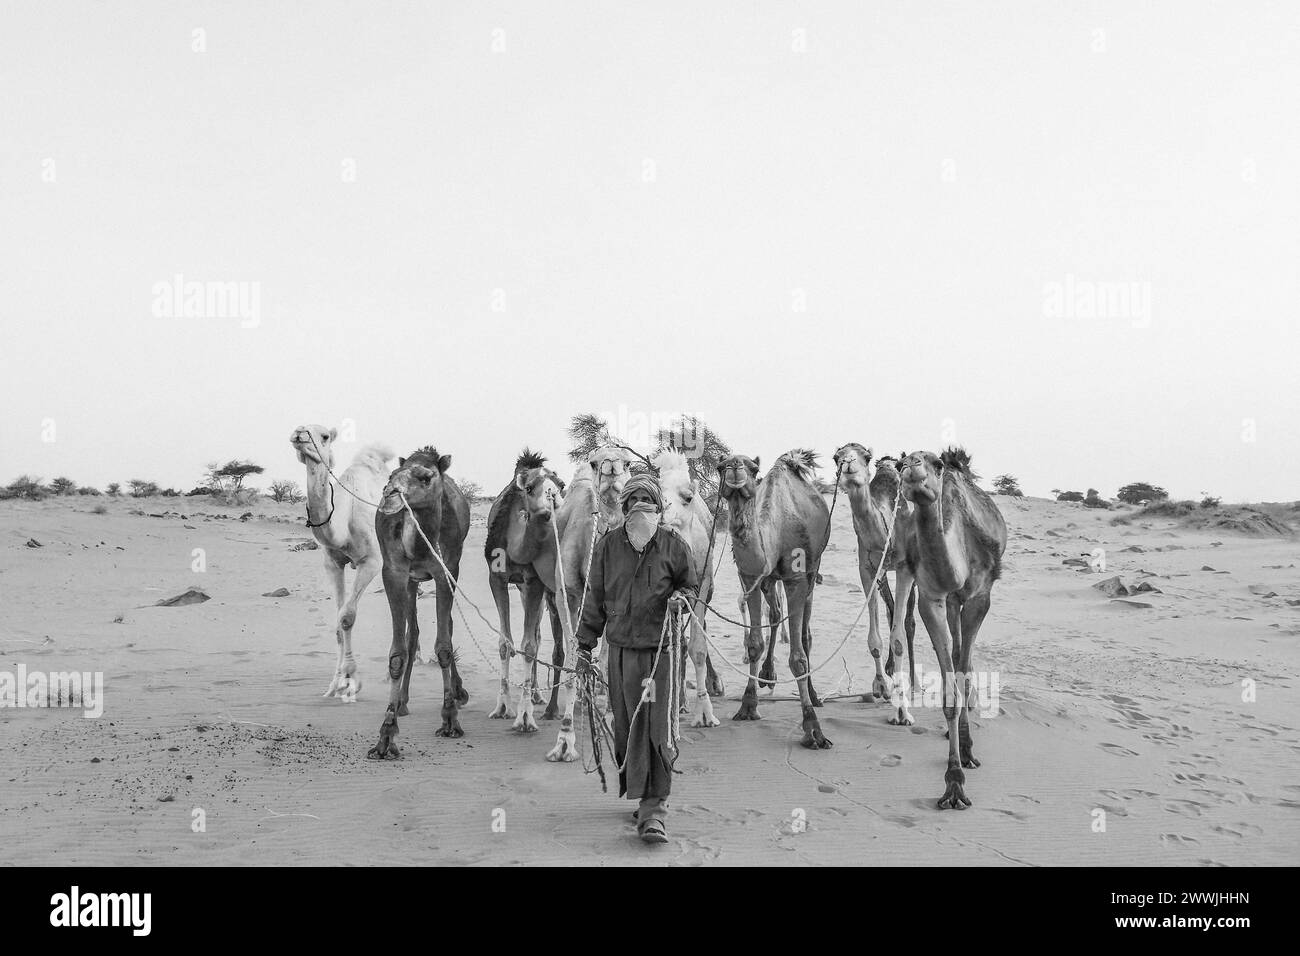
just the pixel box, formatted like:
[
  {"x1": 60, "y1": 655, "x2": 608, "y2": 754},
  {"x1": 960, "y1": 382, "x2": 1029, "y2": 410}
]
[
  {"x1": 692, "y1": 713, "x2": 721, "y2": 729},
  {"x1": 487, "y1": 701, "x2": 515, "y2": 719},
  {"x1": 366, "y1": 743, "x2": 400, "y2": 760},
  {"x1": 872, "y1": 675, "x2": 894, "y2": 702},
  {"x1": 800, "y1": 706, "x2": 832, "y2": 749},
  {"x1": 937, "y1": 769, "x2": 970, "y2": 809},
  {"x1": 732, "y1": 697, "x2": 762, "y2": 721},
  {"x1": 435, "y1": 720, "x2": 464, "y2": 738},
  {"x1": 758, "y1": 663, "x2": 776, "y2": 688},
  {"x1": 531, "y1": 688, "x2": 546, "y2": 706},
  {"x1": 546, "y1": 730, "x2": 578, "y2": 762},
  {"x1": 962, "y1": 752, "x2": 981, "y2": 769},
  {"x1": 888, "y1": 709, "x2": 915, "y2": 726},
  {"x1": 396, "y1": 702, "x2": 410, "y2": 717},
  {"x1": 512, "y1": 712, "x2": 539, "y2": 733},
  {"x1": 541, "y1": 704, "x2": 560, "y2": 721}
]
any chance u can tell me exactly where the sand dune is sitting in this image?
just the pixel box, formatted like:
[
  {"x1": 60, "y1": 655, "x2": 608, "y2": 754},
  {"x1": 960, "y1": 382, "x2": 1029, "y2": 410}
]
[{"x1": 1, "y1": 493, "x2": 1296, "y2": 865}]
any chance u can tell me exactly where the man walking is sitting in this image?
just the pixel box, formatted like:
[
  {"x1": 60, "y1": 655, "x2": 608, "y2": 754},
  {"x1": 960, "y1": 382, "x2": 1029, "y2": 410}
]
[{"x1": 575, "y1": 472, "x2": 698, "y2": 844}]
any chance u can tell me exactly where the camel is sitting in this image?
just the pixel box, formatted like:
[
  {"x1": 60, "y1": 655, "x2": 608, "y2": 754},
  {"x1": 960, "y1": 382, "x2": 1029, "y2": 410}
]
[
  {"x1": 898, "y1": 447, "x2": 1007, "y2": 809},
  {"x1": 484, "y1": 452, "x2": 568, "y2": 732},
  {"x1": 289, "y1": 424, "x2": 394, "y2": 701},
  {"x1": 832, "y1": 444, "x2": 917, "y2": 725},
  {"x1": 367, "y1": 447, "x2": 471, "y2": 758},
  {"x1": 652, "y1": 450, "x2": 725, "y2": 728},
  {"x1": 541, "y1": 444, "x2": 633, "y2": 762},
  {"x1": 718, "y1": 450, "x2": 832, "y2": 749}
]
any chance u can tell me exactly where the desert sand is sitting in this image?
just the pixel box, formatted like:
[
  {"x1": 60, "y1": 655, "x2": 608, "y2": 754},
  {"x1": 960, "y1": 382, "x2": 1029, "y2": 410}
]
[{"x1": 1, "y1": 491, "x2": 1296, "y2": 866}]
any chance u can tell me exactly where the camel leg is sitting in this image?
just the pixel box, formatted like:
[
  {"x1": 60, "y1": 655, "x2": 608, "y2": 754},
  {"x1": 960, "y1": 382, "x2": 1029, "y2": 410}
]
[
  {"x1": 545, "y1": 588, "x2": 580, "y2": 762},
  {"x1": 789, "y1": 577, "x2": 830, "y2": 748},
  {"x1": 368, "y1": 571, "x2": 414, "y2": 760},
  {"x1": 917, "y1": 595, "x2": 968, "y2": 808},
  {"x1": 800, "y1": 586, "x2": 823, "y2": 707},
  {"x1": 887, "y1": 566, "x2": 916, "y2": 726},
  {"x1": 511, "y1": 580, "x2": 544, "y2": 733},
  {"x1": 541, "y1": 592, "x2": 564, "y2": 720},
  {"x1": 397, "y1": 580, "x2": 419, "y2": 716},
  {"x1": 880, "y1": 575, "x2": 896, "y2": 674},
  {"x1": 689, "y1": 597, "x2": 719, "y2": 728},
  {"x1": 956, "y1": 592, "x2": 991, "y2": 770},
  {"x1": 758, "y1": 581, "x2": 780, "y2": 690},
  {"x1": 864, "y1": 552, "x2": 893, "y2": 702},
  {"x1": 322, "y1": 556, "x2": 348, "y2": 698},
  {"x1": 434, "y1": 569, "x2": 465, "y2": 738},
  {"x1": 732, "y1": 577, "x2": 765, "y2": 721},
  {"x1": 487, "y1": 574, "x2": 516, "y2": 718},
  {"x1": 336, "y1": 555, "x2": 378, "y2": 702}
]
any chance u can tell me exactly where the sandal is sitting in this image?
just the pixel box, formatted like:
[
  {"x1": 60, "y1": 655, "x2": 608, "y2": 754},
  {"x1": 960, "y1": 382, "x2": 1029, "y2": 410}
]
[{"x1": 639, "y1": 820, "x2": 668, "y2": 844}]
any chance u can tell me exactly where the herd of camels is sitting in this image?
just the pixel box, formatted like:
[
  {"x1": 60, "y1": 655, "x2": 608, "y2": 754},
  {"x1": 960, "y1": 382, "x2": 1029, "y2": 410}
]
[{"x1": 290, "y1": 423, "x2": 1008, "y2": 810}]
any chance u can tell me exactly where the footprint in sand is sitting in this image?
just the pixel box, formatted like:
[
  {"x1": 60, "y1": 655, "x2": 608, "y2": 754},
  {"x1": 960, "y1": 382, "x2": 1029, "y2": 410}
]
[
  {"x1": 879, "y1": 754, "x2": 903, "y2": 767},
  {"x1": 1098, "y1": 742, "x2": 1140, "y2": 757},
  {"x1": 1159, "y1": 833, "x2": 1199, "y2": 845}
]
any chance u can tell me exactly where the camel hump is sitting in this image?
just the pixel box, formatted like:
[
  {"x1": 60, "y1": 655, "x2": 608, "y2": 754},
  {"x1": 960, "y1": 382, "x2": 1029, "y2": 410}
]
[{"x1": 778, "y1": 448, "x2": 820, "y2": 481}]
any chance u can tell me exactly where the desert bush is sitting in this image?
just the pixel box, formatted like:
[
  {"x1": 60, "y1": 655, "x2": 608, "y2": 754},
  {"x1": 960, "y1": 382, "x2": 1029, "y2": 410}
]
[
  {"x1": 160, "y1": 488, "x2": 181, "y2": 497},
  {"x1": 1200, "y1": 495, "x2": 1221, "y2": 509},
  {"x1": 1117, "y1": 482, "x2": 1169, "y2": 505},
  {"x1": 992, "y1": 475, "x2": 1023, "y2": 497},
  {"x1": 4, "y1": 475, "x2": 48, "y2": 500},
  {"x1": 1083, "y1": 488, "x2": 1111, "y2": 509},
  {"x1": 106, "y1": 482, "x2": 121, "y2": 496},
  {"x1": 92, "y1": 503, "x2": 109, "y2": 515},
  {"x1": 76, "y1": 486, "x2": 101, "y2": 496},
  {"x1": 268, "y1": 479, "x2": 305, "y2": 503},
  {"x1": 48, "y1": 476, "x2": 78, "y2": 496},
  {"x1": 186, "y1": 486, "x2": 216, "y2": 496},
  {"x1": 1056, "y1": 490, "x2": 1085, "y2": 502}
]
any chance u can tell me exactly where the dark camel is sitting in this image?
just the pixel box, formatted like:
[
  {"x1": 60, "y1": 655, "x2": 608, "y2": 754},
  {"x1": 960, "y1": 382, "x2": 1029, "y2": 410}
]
[
  {"x1": 483, "y1": 449, "x2": 566, "y2": 725},
  {"x1": 898, "y1": 448, "x2": 1007, "y2": 809},
  {"x1": 367, "y1": 447, "x2": 471, "y2": 759},
  {"x1": 718, "y1": 450, "x2": 832, "y2": 749}
]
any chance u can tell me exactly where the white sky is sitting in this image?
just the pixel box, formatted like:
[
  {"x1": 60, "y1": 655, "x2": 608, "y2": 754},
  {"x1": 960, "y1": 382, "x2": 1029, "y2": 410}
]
[{"x1": 2, "y1": 1, "x2": 1297, "y2": 501}]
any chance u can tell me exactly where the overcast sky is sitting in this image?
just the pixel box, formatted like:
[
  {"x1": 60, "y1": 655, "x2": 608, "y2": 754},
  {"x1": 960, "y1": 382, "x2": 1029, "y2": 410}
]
[{"x1": 2, "y1": 1, "x2": 1297, "y2": 501}]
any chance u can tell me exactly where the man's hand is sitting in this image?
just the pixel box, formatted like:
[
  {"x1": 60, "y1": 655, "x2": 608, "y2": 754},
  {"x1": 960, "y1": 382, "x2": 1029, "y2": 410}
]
[
  {"x1": 575, "y1": 646, "x2": 594, "y2": 678},
  {"x1": 668, "y1": 590, "x2": 693, "y2": 611}
]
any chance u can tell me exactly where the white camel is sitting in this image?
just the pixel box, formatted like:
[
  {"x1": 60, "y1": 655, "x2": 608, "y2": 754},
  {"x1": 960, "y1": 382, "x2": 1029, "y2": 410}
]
[
  {"x1": 290, "y1": 424, "x2": 394, "y2": 702},
  {"x1": 653, "y1": 450, "x2": 721, "y2": 728}
]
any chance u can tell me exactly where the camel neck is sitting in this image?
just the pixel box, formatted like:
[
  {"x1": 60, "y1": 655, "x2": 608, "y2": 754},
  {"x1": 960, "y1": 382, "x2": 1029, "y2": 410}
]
[
  {"x1": 303, "y1": 464, "x2": 342, "y2": 541},
  {"x1": 913, "y1": 483, "x2": 960, "y2": 590}
]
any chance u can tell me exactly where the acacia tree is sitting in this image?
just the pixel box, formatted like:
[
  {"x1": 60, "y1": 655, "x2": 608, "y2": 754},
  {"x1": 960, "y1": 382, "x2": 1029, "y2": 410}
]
[
  {"x1": 206, "y1": 460, "x2": 265, "y2": 495},
  {"x1": 1117, "y1": 482, "x2": 1168, "y2": 505},
  {"x1": 49, "y1": 477, "x2": 78, "y2": 496},
  {"x1": 992, "y1": 474, "x2": 1023, "y2": 497},
  {"x1": 267, "y1": 479, "x2": 304, "y2": 503}
]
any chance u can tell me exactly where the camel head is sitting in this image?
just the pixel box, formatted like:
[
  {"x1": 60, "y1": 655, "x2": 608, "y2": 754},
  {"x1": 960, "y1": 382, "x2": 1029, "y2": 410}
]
[
  {"x1": 515, "y1": 465, "x2": 564, "y2": 527},
  {"x1": 899, "y1": 451, "x2": 944, "y2": 505},
  {"x1": 832, "y1": 443, "x2": 874, "y2": 491},
  {"x1": 380, "y1": 447, "x2": 451, "y2": 516},
  {"x1": 653, "y1": 451, "x2": 700, "y2": 535},
  {"x1": 588, "y1": 445, "x2": 632, "y2": 507},
  {"x1": 718, "y1": 454, "x2": 760, "y2": 501},
  {"x1": 290, "y1": 424, "x2": 337, "y2": 469}
]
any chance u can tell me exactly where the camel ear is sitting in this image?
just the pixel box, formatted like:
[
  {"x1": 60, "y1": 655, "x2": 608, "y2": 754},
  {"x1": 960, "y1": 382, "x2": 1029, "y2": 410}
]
[
  {"x1": 398, "y1": 457, "x2": 406, "y2": 468},
  {"x1": 752, "y1": 457, "x2": 761, "y2": 472},
  {"x1": 327, "y1": 427, "x2": 338, "y2": 442},
  {"x1": 515, "y1": 472, "x2": 528, "y2": 491},
  {"x1": 438, "y1": 454, "x2": 452, "y2": 473}
]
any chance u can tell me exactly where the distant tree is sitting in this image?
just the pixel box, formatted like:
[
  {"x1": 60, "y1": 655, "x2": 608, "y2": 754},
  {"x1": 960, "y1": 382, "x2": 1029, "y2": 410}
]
[
  {"x1": 566, "y1": 413, "x2": 655, "y2": 471},
  {"x1": 76, "y1": 486, "x2": 102, "y2": 496},
  {"x1": 106, "y1": 482, "x2": 122, "y2": 497},
  {"x1": 267, "y1": 479, "x2": 305, "y2": 503},
  {"x1": 1200, "y1": 494, "x2": 1221, "y2": 509},
  {"x1": 48, "y1": 476, "x2": 78, "y2": 496},
  {"x1": 128, "y1": 479, "x2": 160, "y2": 498},
  {"x1": 1117, "y1": 482, "x2": 1169, "y2": 506},
  {"x1": 992, "y1": 475, "x2": 1023, "y2": 497},
  {"x1": 4, "y1": 475, "x2": 48, "y2": 500},
  {"x1": 1056, "y1": 490, "x2": 1085, "y2": 502},
  {"x1": 208, "y1": 460, "x2": 265, "y2": 495},
  {"x1": 1083, "y1": 488, "x2": 1111, "y2": 509},
  {"x1": 160, "y1": 488, "x2": 181, "y2": 497},
  {"x1": 457, "y1": 479, "x2": 484, "y2": 502}
]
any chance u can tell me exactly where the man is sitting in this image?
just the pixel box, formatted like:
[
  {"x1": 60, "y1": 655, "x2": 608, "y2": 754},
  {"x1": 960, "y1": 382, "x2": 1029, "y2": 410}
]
[{"x1": 575, "y1": 472, "x2": 698, "y2": 844}]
